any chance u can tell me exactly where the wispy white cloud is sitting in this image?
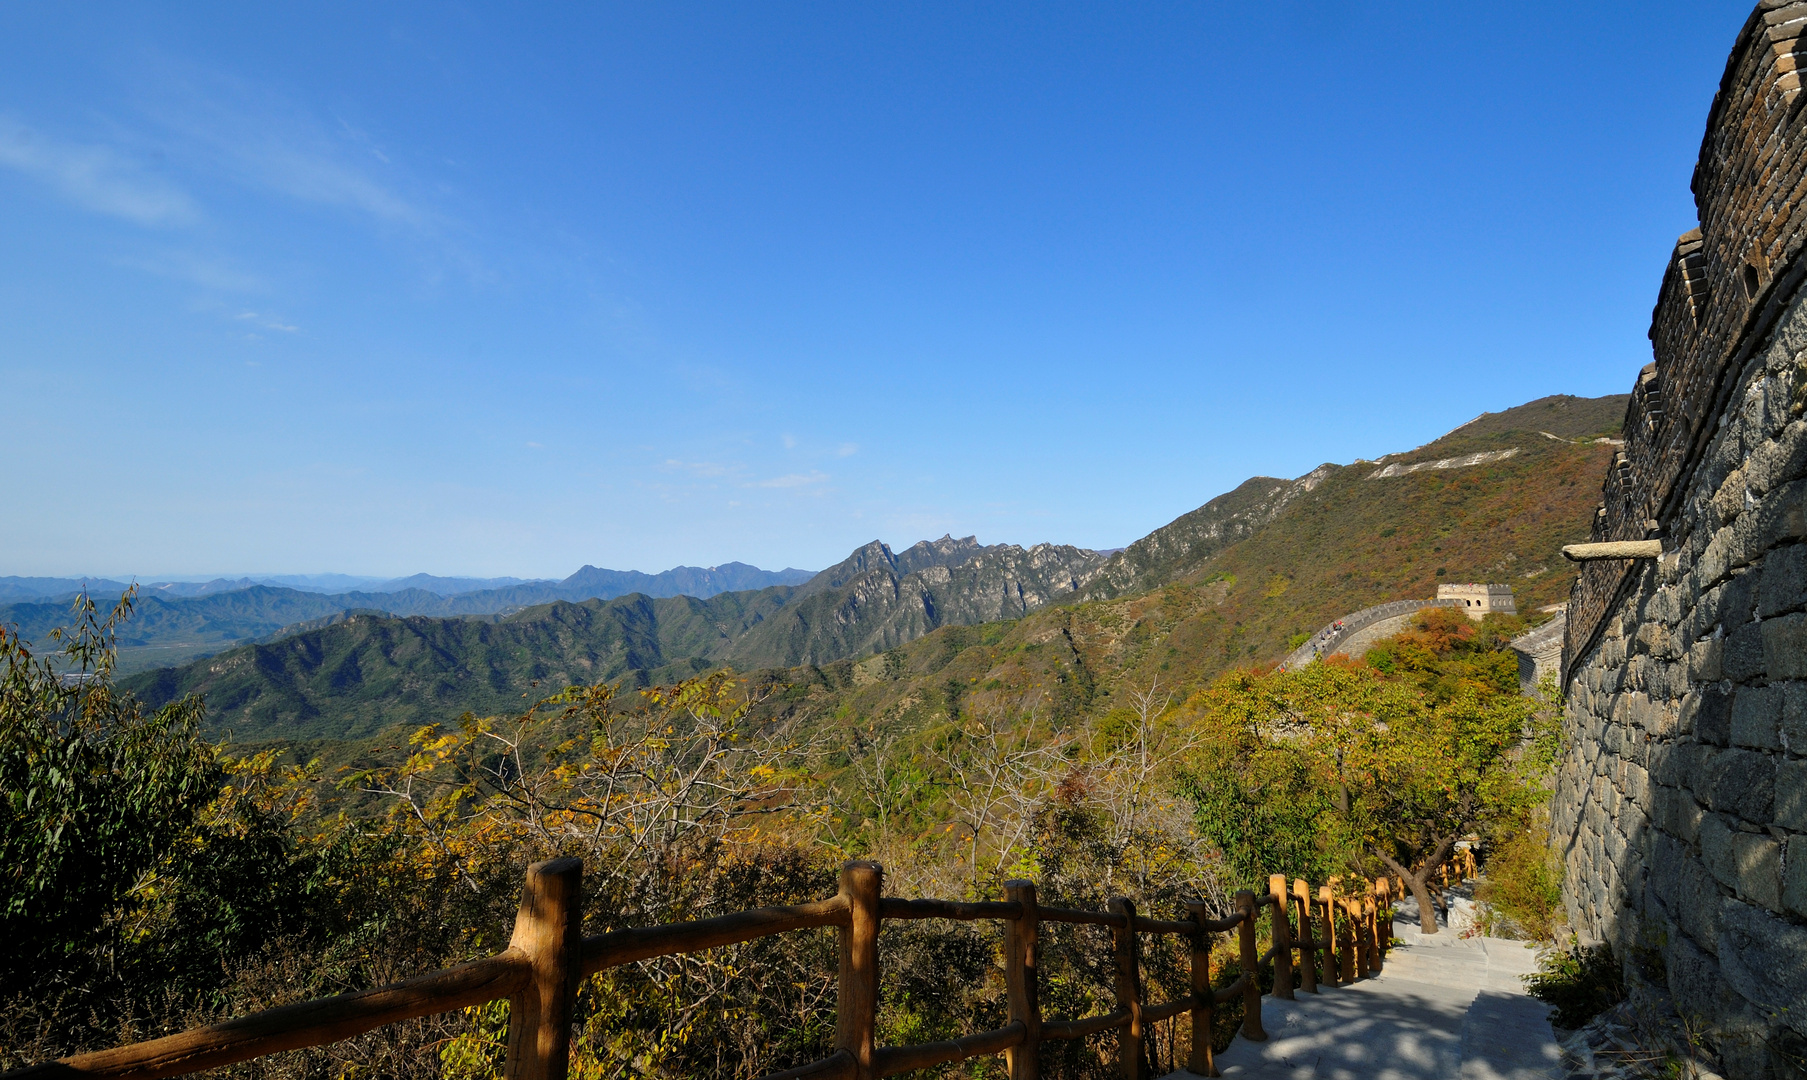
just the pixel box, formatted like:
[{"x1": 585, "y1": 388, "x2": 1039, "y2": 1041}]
[
  {"x1": 835, "y1": 442, "x2": 859, "y2": 457},
  {"x1": 112, "y1": 249, "x2": 263, "y2": 291},
  {"x1": 781, "y1": 433, "x2": 798, "y2": 449},
  {"x1": 136, "y1": 70, "x2": 439, "y2": 236},
  {"x1": 755, "y1": 471, "x2": 829, "y2": 489},
  {"x1": 662, "y1": 459, "x2": 736, "y2": 479},
  {"x1": 0, "y1": 116, "x2": 196, "y2": 226},
  {"x1": 236, "y1": 311, "x2": 298, "y2": 332}
]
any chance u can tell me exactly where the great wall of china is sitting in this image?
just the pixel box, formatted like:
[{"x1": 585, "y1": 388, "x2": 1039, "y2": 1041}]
[
  {"x1": 1281, "y1": 584, "x2": 1521, "y2": 672},
  {"x1": 1552, "y1": 3, "x2": 1807, "y2": 1074}
]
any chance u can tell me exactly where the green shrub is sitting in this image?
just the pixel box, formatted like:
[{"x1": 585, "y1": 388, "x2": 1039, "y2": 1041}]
[
  {"x1": 1475, "y1": 817, "x2": 1564, "y2": 941},
  {"x1": 1524, "y1": 938, "x2": 1623, "y2": 1028}
]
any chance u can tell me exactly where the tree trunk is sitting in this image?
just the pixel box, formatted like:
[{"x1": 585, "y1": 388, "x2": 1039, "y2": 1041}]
[{"x1": 1377, "y1": 851, "x2": 1444, "y2": 934}]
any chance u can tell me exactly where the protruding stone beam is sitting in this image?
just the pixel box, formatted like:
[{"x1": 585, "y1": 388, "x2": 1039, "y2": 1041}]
[{"x1": 1560, "y1": 540, "x2": 1664, "y2": 561}]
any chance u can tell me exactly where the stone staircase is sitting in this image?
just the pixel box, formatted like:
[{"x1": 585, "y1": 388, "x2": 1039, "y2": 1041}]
[{"x1": 1163, "y1": 917, "x2": 1563, "y2": 1080}]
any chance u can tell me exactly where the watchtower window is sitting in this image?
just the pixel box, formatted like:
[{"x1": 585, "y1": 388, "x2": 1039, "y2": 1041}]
[{"x1": 1743, "y1": 262, "x2": 1761, "y2": 301}]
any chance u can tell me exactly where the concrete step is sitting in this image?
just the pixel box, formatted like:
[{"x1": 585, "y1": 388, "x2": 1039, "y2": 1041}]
[
  {"x1": 1459, "y1": 990, "x2": 1565, "y2": 1080},
  {"x1": 1158, "y1": 924, "x2": 1558, "y2": 1080}
]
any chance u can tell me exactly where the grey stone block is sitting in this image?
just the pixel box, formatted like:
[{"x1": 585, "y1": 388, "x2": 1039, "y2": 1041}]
[
  {"x1": 1625, "y1": 761, "x2": 1651, "y2": 809},
  {"x1": 1666, "y1": 924, "x2": 1728, "y2": 1017},
  {"x1": 1677, "y1": 741, "x2": 1713, "y2": 796},
  {"x1": 1757, "y1": 542, "x2": 1807, "y2": 617},
  {"x1": 1683, "y1": 684, "x2": 1734, "y2": 745},
  {"x1": 1647, "y1": 661, "x2": 1687, "y2": 701},
  {"x1": 1764, "y1": 612, "x2": 1807, "y2": 679},
  {"x1": 1733, "y1": 831, "x2": 1783, "y2": 909},
  {"x1": 1699, "y1": 533, "x2": 1730, "y2": 589},
  {"x1": 1677, "y1": 856, "x2": 1726, "y2": 953},
  {"x1": 1779, "y1": 759, "x2": 1807, "y2": 831},
  {"x1": 1733, "y1": 683, "x2": 1784, "y2": 750},
  {"x1": 1787, "y1": 835, "x2": 1807, "y2": 918},
  {"x1": 1651, "y1": 831, "x2": 1685, "y2": 907},
  {"x1": 1704, "y1": 748, "x2": 1776, "y2": 823},
  {"x1": 1718, "y1": 896, "x2": 1807, "y2": 1036},
  {"x1": 1628, "y1": 728, "x2": 1652, "y2": 767},
  {"x1": 1750, "y1": 477, "x2": 1807, "y2": 556},
  {"x1": 1723, "y1": 567, "x2": 1760, "y2": 629},
  {"x1": 1702, "y1": 811, "x2": 1740, "y2": 892},
  {"x1": 1784, "y1": 681, "x2": 1807, "y2": 750},
  {"x1": 1636, "y1": 622, "x2": 1675, "y2": 659},
  {"x1": 1678, "y1": 790, "x2": 1706, "y2": 844},
  {"x1": 1746, "y1": 416, "x2": 1807, "y2": 496},
  {"x1": 1699, "y1": 582, "x2": 1726, "y2": 630},
  {"x1": 1727, "y1": 620, "x2": 1769, "y2": 680}
]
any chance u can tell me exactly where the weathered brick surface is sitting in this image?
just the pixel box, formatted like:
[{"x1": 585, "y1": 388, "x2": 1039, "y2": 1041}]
[{"x1": 1555, "y1": 7, "x2": 1807, "y2": 1074}]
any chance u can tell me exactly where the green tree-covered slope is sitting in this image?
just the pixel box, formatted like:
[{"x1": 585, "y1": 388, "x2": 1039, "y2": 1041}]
[{"x1": 122, "y1": 393, "x2": 1626, "y2": 743}]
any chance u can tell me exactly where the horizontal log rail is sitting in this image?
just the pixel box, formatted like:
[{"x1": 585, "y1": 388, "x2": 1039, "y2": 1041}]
[
  {"x1": 1042, "y1": 1009, "x2": 1130, "y2": 1041},
  {"x1": 872, "y1": 1020, "x2": 1025, "y2": 1077},
  {"x1": 581, "y1": 894, "x2": 850, "y2": 974},
  {"x1": 877, "y1": 897, "x2": 1019, "y2": 922},
  {"x1": 7, "y1": 859, "x2": 1403, "y2": 1080},
  {"x1": 3, "y1": 952, "x2": 529, "y2": 1080}
]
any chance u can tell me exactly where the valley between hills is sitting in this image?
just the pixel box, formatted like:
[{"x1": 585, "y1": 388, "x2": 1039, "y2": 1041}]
[{"x1": 89, "y1": 392, "x2": 1626, "y2": 746}]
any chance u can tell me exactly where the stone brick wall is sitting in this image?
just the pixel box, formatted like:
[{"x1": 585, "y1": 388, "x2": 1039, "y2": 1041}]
[
  {"x1": 1279, "y1": 597, "x2": 1461, "y2": 670},
  {"x1": 1555, "y1": 5, "x2": 1807, "y2": 1075},
  {"x1": 1508, "y1": 612, "x2": 1564, "y2": 693},
  {"x1": 1555, "y1": 282, "x2": 1807, "y2": 1073},
  {"x1": 1567, "y1": 2, "x2": 1807, "y2": 672}
]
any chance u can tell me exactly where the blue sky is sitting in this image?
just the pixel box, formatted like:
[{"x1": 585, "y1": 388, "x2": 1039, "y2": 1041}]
[{"x1": 0, "y1": 2, "x2": 1753, "y2": 578}]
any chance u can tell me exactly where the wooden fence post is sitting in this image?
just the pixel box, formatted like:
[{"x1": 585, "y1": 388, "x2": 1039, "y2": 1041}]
[
  {"x1": 837, "y1": 860, "x2": 883, "y2": 1080},
  {"x1": 1234, "y1": 891, "x2": 1265, "y2": 1042},
  {"x1": 1316, "y1": 885, "x2": 1337, "y2": 987},
  {"x1": 1368, "y1": 879, "x2": 1385, "y2": 973},
  {"x1": 1360, "y1": 889, "x2": 1376, "y2": 975},
  {"x1": 504, "y1": 857, "x2": 583, "y2": 1080},
  {"x1": 1265, "y1": 875, "x2": 1294, "y2": 1000},
  {"x1": 1291, "y1": 879, "x2": 1317, "y2": 994},
  {"x1": 1109, "y1": 897, "x2": 1145, "y2": 1080},
  {"x1": 1004, "y1": 880, "x2": 1041, "y2": 1080},
  {"x1": 1344, "y1": 898, "x2": 1368, "y2": 978},
  {"x1": 1335, "y1": 891, "x2": 1356, "y2": 984},
  {"x1": 1185, "y1": 901, "x2": 1217, "y2": 1078}
]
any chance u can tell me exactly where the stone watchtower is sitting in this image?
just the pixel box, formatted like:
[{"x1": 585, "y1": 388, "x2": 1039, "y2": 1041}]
[{"x1": 1434, "y1": 582, "x2": 1516, "y2": 620}]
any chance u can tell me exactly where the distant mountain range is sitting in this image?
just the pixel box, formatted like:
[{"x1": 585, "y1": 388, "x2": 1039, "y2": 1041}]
[
  {"x1": 0, "y1": 562, "x2": 817, "y2": 673},
  {"x1": 122, "y1": 537, "x2": 1106, "y2": 739},
  {"x1": 0, "y1": 563, "x2": 816, "y2": 605},
  {"x1": 116, "y1": 392, "x2": 1628, "y2": 743}
]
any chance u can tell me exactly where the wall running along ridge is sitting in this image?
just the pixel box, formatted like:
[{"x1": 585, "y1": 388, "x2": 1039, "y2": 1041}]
[
  {"x1": 1280, "y1": 598, "x2": 1463, "y2": 670},
  {"x1": 1555, "y1": 4, "x2": 1807, "y2": 1075}
]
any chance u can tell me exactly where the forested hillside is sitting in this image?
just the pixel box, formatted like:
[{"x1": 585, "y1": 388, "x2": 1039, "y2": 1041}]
[
  {"x1": 119, "y1": 393, "x2": 1625, "y2": 743},
  {"x1": 121, "y1": 536, "x2": 1110, "y2": 740}
]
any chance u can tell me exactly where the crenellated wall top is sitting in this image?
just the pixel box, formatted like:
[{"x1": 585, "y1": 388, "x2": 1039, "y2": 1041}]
[{"x1": 1566, "y1": 1, "x2": 1807, "y2": 673}]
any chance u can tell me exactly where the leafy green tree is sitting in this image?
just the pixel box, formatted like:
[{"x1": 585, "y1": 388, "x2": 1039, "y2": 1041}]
[
  {"x1": 1344, "y1": 682, "x2": 1548, "y2": 931},
  {"x1": 1178, "y1": 617, "x2": 1553, "y2": 933},
  {"x1": 0, "y1": 590, "x2": 216, "y2": 986}
]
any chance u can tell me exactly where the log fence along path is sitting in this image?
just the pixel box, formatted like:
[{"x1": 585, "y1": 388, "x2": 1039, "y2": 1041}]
[{"x1": 4, "y1": 857, "x2": 1422, "y2": 1080}]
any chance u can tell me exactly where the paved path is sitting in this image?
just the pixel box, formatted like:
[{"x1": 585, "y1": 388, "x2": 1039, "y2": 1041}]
[{"x1": 1161, "y1": 917, "x2": 1562, "y2": 1080}]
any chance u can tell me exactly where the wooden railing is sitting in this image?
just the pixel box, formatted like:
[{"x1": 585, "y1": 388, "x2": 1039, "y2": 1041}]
[{"x1": 7, "y1": 859, "x2": 1400, "y2": 1080}]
